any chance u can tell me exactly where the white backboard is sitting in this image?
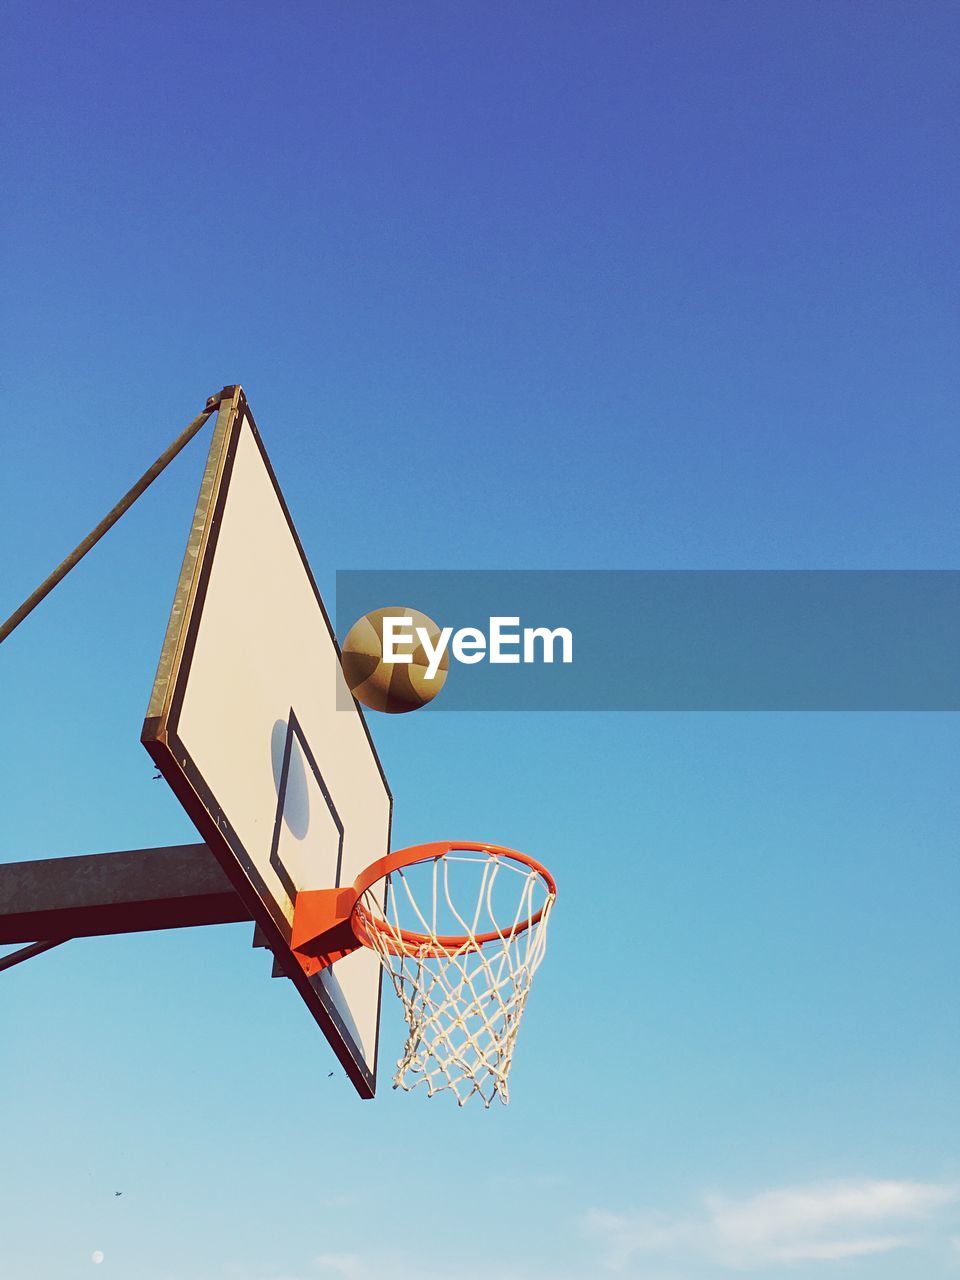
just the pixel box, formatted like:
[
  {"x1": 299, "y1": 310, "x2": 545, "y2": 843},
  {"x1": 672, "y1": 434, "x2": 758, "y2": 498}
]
[{"x1": 143, "y1": 387, "x2": 392, "y2": 1097}]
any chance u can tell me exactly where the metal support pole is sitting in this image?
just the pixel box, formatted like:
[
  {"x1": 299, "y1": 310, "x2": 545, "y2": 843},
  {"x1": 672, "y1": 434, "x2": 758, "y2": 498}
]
[
  {"x1": 0, "y1": 940, "x2": 67, "y2": 974},
  {"x1": 0, "y1": 844, "x2": 251, "y2": 946},
  {"x1": 0, "y1": 388, "x2": 228, "y2": 646},
  {"x1": 0, "y1": 389, "x2": 241, "y2": 975}
]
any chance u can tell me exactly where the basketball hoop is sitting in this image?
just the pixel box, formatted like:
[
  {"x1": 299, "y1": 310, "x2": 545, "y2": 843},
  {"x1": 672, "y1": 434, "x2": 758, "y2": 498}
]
[{"x1": 290, "y1": 842, "x2": 557, "y2": 1106}]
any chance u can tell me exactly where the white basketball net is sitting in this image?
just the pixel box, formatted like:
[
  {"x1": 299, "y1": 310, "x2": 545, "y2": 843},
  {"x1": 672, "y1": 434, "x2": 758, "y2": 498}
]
[{"x1": 355, "y1": 850, "x2": 556, "y2": 1107}]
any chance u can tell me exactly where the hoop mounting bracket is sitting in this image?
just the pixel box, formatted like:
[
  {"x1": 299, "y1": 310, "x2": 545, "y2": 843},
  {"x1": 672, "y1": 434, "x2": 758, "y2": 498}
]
[{"x1": 290, "y1": 887, "x2": 360, "y2": 977}]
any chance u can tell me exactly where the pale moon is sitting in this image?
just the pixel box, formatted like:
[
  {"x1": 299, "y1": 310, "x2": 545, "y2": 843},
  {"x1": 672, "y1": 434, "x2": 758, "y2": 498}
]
[{"x1": 91, "y1": 1251, "x2": 104, "y2": 1265}]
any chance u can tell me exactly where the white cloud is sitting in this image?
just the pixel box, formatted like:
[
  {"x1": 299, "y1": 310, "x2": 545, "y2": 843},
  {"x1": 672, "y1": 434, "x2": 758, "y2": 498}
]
[
  {"x1": 769, "y1": 1235, "x2": 908, "y2": 1262},
  {"x1": 584, "y1": 1178, "x2": 960, "y2": 1271},
  {"x1": 314, "y1": 1255, "x2": 365, "y2": 1280}
]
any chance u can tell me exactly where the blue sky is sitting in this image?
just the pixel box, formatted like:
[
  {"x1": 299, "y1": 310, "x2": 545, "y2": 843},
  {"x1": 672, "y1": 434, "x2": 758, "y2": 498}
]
[{"x1": 1, "y1": 3, "x2": 958, "y2": 1278}]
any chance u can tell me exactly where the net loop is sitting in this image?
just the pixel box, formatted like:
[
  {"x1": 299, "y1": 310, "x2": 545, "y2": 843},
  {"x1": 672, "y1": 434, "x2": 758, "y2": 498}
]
[{"x1": 353, "y1": 843, "x2": 556, "y2": 1107}]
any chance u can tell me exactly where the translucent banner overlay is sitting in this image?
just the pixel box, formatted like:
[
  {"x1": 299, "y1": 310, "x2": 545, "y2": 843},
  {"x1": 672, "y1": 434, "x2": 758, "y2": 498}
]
[{"x1": 335, "y1": 571, "x2": 959, "y2": 711}]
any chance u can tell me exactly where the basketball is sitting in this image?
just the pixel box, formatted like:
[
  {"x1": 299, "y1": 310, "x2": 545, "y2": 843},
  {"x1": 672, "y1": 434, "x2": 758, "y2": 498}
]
[{"x1": 341, "y1": 606, "x2": 448, "y2": 714}]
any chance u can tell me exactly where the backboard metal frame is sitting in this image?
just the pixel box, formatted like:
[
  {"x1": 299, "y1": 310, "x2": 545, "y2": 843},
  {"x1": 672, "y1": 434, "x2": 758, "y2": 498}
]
[{"x1": 142, "y1": 386, "x2": 392, "y2": 1098}]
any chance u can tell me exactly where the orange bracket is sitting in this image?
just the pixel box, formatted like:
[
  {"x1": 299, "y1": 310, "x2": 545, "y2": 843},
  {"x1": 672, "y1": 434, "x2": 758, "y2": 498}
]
[{"x1": 289, "y1": 887, "x2": 362, "y2": 978}]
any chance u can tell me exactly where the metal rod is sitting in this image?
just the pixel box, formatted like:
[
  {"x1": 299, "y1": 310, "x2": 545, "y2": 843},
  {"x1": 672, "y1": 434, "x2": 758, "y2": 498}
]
[
  {"x1": 0, "y1": 390, "x2": 227, "y2": 646},
  {"x1": 0, "y1": 843, "x2": 250, "y2": 942},
  {"x1": 0, "y1": 939, "x2": 67, "y2": 974}
]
